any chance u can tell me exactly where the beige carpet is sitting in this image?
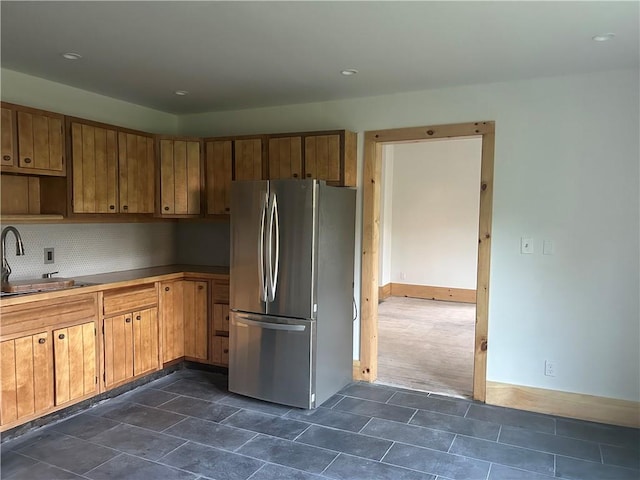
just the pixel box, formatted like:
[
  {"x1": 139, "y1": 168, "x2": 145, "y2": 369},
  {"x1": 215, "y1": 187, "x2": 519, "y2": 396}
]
[{"x1": 376, "y1": 296, "x2": 475, "y2": 398}]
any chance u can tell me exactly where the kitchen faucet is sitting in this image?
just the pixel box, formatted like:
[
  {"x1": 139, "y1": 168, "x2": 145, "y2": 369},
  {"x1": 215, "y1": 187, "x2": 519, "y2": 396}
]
[{"x1": 1, "y1": 226, "x2": 25, "y2": 285}]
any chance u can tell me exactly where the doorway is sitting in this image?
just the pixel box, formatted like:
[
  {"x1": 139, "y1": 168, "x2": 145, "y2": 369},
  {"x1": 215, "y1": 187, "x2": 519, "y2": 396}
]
[
  {"x1": 376, "y1": 138, "x2": 481, "y2": 398},
  {"x1": 357, "y1": 121, "x2": 495, "y2": 402}
]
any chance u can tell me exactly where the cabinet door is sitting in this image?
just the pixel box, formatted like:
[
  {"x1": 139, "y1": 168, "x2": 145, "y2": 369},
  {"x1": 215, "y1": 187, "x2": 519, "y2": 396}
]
[
  {"x1": 184, "y1": 281, "x2": 208, "y2": 361},
  {"x1": 304, "y1": 135, "x2": 340, "y2": 183},
  {"x1": 133, "y1": 307, "x2": 159, "y2": 376},
  {"x1": 234, "y1": 138, "x2": 263, "y2": 180},
  {"x1": 1, "y1": 107, "x2": 15, "y2": 167},
  {"x1": 205, "y1": 140, "x2": 232, "y2": 214},
  {"x1": 268, "y1": 137, "x2": 302, "y2": 180},
  {"x1": 17, "y1": 110, "x2": 64, "y2": 173},
  {"x1": 161, "y1": 281, "x2": 184, "y2": 363},
  {"x1": 71, "y1": 122, "x2": 118, "y2": 213},
  {"x1": 211, "y1": 336, "x2": 229, "y2": 366},
  {"x1": 118, "y1": 133, "x2": 154, "y2": 213},
  {"x1": 103, "y1": 315, "x2": 134, "y2": 388},
  {"x1": 1, "y1": 332, "x2": 52, "y2": 425},
  {"x1": 213, "y1": 304, "x2": 229, "y2": 336},
  {"x1": 160, "y1": 139, "x2": 201, "y2": 215},
  {"x1": 53, "y1": 323, "x2": 97, "y2": 405}
]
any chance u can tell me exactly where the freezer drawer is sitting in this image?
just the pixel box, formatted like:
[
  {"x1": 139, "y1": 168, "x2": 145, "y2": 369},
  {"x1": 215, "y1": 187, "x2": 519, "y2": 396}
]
[{"x1": 229, "y1": 312, "x2": 314, "y2": 409}]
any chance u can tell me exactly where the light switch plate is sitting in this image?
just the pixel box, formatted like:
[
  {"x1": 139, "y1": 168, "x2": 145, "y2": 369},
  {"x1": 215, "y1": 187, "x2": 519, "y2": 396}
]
[
  {"x1": 543, "y1": 240, "x2": 554, "y2": 255},
  {"x1": 520, "y1": 237, "x2": 534, "y2": 254}
]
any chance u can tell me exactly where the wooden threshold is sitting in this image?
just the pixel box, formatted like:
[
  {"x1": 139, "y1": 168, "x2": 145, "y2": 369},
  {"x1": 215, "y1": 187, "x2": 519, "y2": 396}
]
[{"x1": 390, "y1": 283, "x2": 476, "y2": 304}]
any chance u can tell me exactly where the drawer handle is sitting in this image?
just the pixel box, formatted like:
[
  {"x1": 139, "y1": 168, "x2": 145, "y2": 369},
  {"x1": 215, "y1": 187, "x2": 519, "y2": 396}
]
[
  {"x1": 24, "y1": 157, "x2": 32, "y2": 164},
  {"x1": 136, "y1": 315, "x2": 141, "y2": 321},
  {"x1": 38, "y1": 338, "x2": 46, "y2": 344},
  {"x1": 165, "y1": 286, "x2": 170, "y2": 292},
  {"x1": 58, "y1": 334, "x2": 65, "y2": 340},
  {"x1": 125, "y1": 318, "x2": 131, "y2": 323},
  {"x1": 109, "y1": 205, "x2": 115, "y2": 210},
  {"x1": 3, "y1": 155, "x2": 10, "y2": 161}
]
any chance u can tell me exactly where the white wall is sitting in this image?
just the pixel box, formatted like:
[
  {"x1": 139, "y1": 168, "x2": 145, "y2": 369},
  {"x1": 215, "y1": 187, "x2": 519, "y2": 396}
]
[
  {"x1": 378, "y1": 145, "x2": 394, "y2": 287},
  {"x1": 1, "y1": 69, "x2": 178, "y2": 134},
  {"x1": 179, "y1": 69, "x2": 640, "y2": 403},
  {"x1": 389, "y1": 139, "x2": 481, "y2": 289}
]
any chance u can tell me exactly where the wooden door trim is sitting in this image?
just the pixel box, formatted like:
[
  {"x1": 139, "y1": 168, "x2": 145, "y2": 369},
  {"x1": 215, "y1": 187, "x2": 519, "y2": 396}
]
[{"x1": 358, "y1": 121, "x2": 495, "y2": 402}]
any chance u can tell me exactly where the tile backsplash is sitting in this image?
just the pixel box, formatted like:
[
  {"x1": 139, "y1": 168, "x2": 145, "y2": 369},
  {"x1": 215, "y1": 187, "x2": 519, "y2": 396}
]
[
  {"x1": 175, "y1": 222, "x2": 230, "y2": 267},
  {"x1": 1, "y1": 223, "x2": 177, "y2": 281}
]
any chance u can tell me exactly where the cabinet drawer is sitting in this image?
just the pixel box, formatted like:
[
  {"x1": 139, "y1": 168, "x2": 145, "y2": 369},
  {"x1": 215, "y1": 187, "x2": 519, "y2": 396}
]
[
  {"x1": 211, "y1": 336, "x2": 229, "y2": 366},
  {"x1": 212, "y1": 278, "x2": 229, "y2": 303},
  {"x1": 1, "y1": 293, "x2": 97, "y2": 338},
  {"x1": 102, "y1": 284, "x2": 157, "y2": 316}
]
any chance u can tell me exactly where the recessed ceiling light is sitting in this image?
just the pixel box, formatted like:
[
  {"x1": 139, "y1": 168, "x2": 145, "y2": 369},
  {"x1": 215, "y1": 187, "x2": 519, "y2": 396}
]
[
  {"x1": 61, "y1": 52, "x2": 82, "y2": 60},
  {"x1": 592, "y1": 33, "x2": 615, "y2": 42},
  {"x1": 341, "y1": 69, "x2": 359, "y2": 76},
  {"x1": 174, "y1": 90, "x2": 189, "y2": 96}
]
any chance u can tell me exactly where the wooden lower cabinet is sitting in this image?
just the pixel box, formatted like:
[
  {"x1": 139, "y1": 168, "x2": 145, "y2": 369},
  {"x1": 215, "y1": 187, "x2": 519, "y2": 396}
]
[
  {"x1": 211, "y1": 278, "x2": 230, "y2": 367},
  {"x1": 0, "y1": 332, "x2": 53, "y2": 426},
  {"x1": 53, "y1": 322, "x2": 98, "y2": 405},
  {"x1": 184, "y1": 280, "x2": 208, "y2": 361},
  {"x1": 211, "y1": 336, "x2": 229, "y2": 366},
  {"x1": 103, "y1": 307, "x2": 159, "y2": 389},
  {"x1": 160, "y1": 280, "x2": 184, "y2": 363}
]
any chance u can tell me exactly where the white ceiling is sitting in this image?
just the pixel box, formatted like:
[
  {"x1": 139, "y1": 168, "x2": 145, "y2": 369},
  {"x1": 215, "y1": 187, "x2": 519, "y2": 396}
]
[{"x1": 1, "y1": 1, "x2": 638, "y2": 115}]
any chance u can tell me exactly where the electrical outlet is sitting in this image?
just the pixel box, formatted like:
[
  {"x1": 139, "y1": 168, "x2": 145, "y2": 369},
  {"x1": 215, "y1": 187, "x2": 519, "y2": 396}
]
[
  {"x1": 400, "y1": 272, "x2": 406, "y2": 280},
  {"x1": 544, "y1": 360, "x2": 556, "y2": 377},
  {"x1": 44, "y1": 248, "x2": 55, "y2": 264}
]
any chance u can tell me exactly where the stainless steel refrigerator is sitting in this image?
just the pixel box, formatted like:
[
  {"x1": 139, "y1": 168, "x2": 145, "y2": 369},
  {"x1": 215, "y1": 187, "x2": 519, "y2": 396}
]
[{"x1": 229, "y1": 179, "x2": 355, "y2": 409}]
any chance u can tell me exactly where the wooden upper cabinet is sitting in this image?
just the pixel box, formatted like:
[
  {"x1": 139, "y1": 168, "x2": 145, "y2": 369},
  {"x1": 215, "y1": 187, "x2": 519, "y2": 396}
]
[
  {"x1": 205, "y1": 140, "x2": 232, "y2": 215},
  {"x1": 71, "y1": 122, "x2": 119, "y2": 214},
  {"x1": 0, "y1": 103, "x2": 65, "y2": 176},
  {"x1": 234, "y1": 138, "x2": 263, "y2": 180},
  {"x1": 17, "y1": 110, "x2": 64, "y2": 174},
  {"x1": 1, "y1": 332, "x2": 53, "y2": 426},
  {"x1": 269, "y1": 136, "x2": 302, "y2": 180},
  {"x1": 159, "y1": 138, "x2": 202, "y2": 215},
  {"x1": 1, "y1": 107, "x2": 15, "y2": 167},
  {"x1": 303, "y1": 130, "x2": 357, "y2": 187},
  {"x1": 118, "y1": 133, "x2": 154, "y2": 214},
  {"x1": 53, "y1": 322, "x2": 97, "y2": 406}
]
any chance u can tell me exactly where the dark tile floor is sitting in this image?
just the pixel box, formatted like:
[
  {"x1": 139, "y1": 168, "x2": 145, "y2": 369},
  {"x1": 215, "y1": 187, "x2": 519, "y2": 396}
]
[{"x1": 1, "y1": 368, "x2": 638, "y2": 480}]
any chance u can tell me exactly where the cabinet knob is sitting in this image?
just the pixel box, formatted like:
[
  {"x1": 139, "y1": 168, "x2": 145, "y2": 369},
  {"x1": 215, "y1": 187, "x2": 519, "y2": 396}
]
[
  {"x1": 225, "y1": 207, "x2": 230, "y2": 212},
  {"x1": 109, "y1": 205, "x2": 115, "y2": 210},
  {"x1": 136, "y1": 315, "x2": 141, "y2": 321},
  {"x1": 164, "y1": 206, "x2": 170, "y2": 211},
  {"x1": 58, "y1": 334, "x2": 65, "y2": 340},
  {"x1": 225, "y1": 316, "x2": 229, "y2": 321},
  {"x1": 293, "y1": 173, "x2": 298, "y2": 178},
  {"x1": 38, "y1": 338, "x2": 46, "y2": 344},
  {"x1": 123, "y1": 205, "x2": 128, "y2": 210},
  {"x1": 2, "y1": 155, "x2": 10, "y2": 161},
  {"x1": 165, "y1": 286, "x2": 170, "y2": 292},
  {"x1": 125, "y1": 318, "x2": 131, "y2": 323},
  {"x1": 223, "y1": 349, "x2": 229, "y2": 354},
  {"x1": 24, "y1": 157, "x2": 32, "y2": 164},
  {"x1": 198, "y1": 285, "x2": 204, "y2": 290}
]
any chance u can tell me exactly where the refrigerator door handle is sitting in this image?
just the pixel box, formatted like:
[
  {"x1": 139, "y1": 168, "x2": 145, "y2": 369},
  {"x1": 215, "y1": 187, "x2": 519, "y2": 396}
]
[
  {"x1": 267, "y1": 192, "x2": 280, "y2": 302},
  {"x1": 259, "y1": 193, "x2": 268, "y2": 302},
  {"x1": 233, "y1": 316, "x2": 306, "y2": 332}
]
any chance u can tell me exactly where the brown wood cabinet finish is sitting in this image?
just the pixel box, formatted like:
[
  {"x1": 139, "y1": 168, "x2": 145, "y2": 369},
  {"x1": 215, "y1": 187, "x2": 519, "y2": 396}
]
[
  {"x1": 268, "y1": 137, "x2": 302, "y2": 179},
  {"x1": 159, "y1": 138, "x2": 201, "y2": 215},
  {"x1": 210, "y1": 279, "x2": 230, "y2": 367},
  {"x1": 71, "y1": 122, "x2": 119, "y2": 214},
  {"x1": 160, "y1": 281, "x2": 184, "y2": 363},
  {"x1": 234, "y1": 138, "x2": 263, "y2": 181},
  {"x1": 53, "y1": 322, "x2": 97, "y2": 405},
  {"x1": 183, "y1": 280, "x2": 208, "y2": 361},
  {"x1": 118, "y1": 133, "x2": 154, "y2": 214},
  {"x1": 17, "y1": 110, "x2": 64, "y2": 173},
  {"x1": 0, "y1": 332, "x2": 53, "y2": 426},
  {"x1": 205, "y1": 140, "x2": 232, "y2": 214},
  {"x1": 1, "y1": 107, "x2": 15, "y2": 167}
]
